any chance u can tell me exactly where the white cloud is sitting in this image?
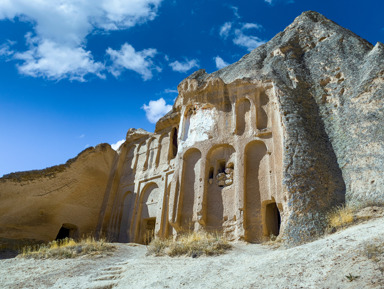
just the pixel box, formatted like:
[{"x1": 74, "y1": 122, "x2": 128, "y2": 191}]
[
  {"x1": 0, "y1": 41, "x2": 15, "y2": 57},
  {"x1": 111, "y1": 139, "x2": 125, "y2": 151},
  {"x1": 164, "y1": 88, "x2": 178, "y2": 94},
  {"x1": 0, "y1": 46, "x2": 13, "y2": 57},
  {"x1": 242, "y1": 23, "x2": 263, "y2": 30},
  {"x1": 79, "y1": 134, "x2": 85, "y2": 138},
  {"x1": 214, "y1": 56, "x2": 229, "y2": 69},
  {"x1": 0, "y1": 0, "x2": 162, "y2": 80},
  {"x1": 264, "y1": 0, "x2": 295, "y2": 5},
  {"x1": 219, "y1": 22, "x2": 232, "y2": 39},
  {"x1": 14, "y1": 38, "x2": 104, "y2": 81},
  {"x1": 107, "y1": 43, "x2": 159, "y2": 80},
  {"x1": 142, "y1": 98, "x2": 172, "y2": 123},
  {"x1": 169, "y1": 59, "x2": 199, "y2": 73},
  {"x1": 230, "y1": 6, "x2": 240, "y2": 19},
  {"x1": 219, "y1": 12, "x2": 265, "y2": 52},
  {"x1": 233, "y1": 29, "x2": 266, "y2": 51},
  {"x1": 99, "y1": 0, "x2": 162, "y2": 30}
]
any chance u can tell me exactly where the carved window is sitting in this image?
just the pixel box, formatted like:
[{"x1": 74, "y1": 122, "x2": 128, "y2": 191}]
[
  {"x1": 208, "y1": 167, "x2": 214, "y2": 179},
  {"x1": 170, "y1": 127, "x2": 178, "y2": 159},
  {"x1": 217, "y1": 160, "x2": 226, "y2": 174}
]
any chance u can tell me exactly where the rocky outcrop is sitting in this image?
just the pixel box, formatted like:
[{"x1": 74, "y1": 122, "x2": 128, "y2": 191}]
[
  {"x1": 1, "y1": 11, "x2": 383, "y2": 246},
  {"x1": 168, "y1": 11, "x2": 384, "y2": 244},
  {"x1": 212, "y1": 11, "x2": 384, "y2": 209},
  {"x1": 0, "y1": 144, "x2": 116, "y2": 245}
]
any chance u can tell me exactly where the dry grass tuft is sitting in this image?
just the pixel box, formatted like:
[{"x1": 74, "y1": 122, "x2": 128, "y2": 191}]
[
  {"x1": 327, "y1": 200, "x2": 384, "y2": 233},
  {"x1": 146, "y1": 231, "x2": 232, "y2": 257},
  {"x1": 328, "y1": 205, "x2": 354, "y2": 230},
  {"x1": 19, "y1": 237, "x2": 115, "y2": 259}
]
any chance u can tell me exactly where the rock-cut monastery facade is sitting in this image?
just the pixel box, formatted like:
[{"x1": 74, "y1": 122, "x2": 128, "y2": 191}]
[
  {"x1": 102, "y1": 77, "x2": 284, "y2": 244},
  {"x1": 1, "y1": 11, "x2": 383, "y2": 247}
]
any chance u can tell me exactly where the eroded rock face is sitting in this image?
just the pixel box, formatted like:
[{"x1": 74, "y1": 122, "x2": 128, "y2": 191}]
[
  {"x1": 0, "y1": 144, "x2": 116, "y2": 245},
  {"x1": 1, "y1": 11, "x2": 383, "y2": 246}
]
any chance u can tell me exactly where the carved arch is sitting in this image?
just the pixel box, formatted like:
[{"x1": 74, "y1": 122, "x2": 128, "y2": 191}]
[
  {"x1": 244, "y1": 140, "x2": 268, "y2": 242},
  {"x1": 179, "y1": 148, "x2": 201, "y2": 230},
  {"x1": 236, "y1": 98, "x2": 252, "y2": 135}
]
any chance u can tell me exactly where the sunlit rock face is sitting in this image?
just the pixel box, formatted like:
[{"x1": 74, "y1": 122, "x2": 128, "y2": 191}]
[
  {"x1": 1, "y1": 11, "x2": 383, "y2": 247},
  {"x1": 0, "y1": 144, "x2": 116, "y2": 245}
]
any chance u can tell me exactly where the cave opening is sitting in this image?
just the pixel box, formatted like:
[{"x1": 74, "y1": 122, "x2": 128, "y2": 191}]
[
  {"x1": 265, "y1": 202, "x2": 281, "y2": 237},
  {"x1": 55, "y1": 223, "x2": 78, "y2": 240}
]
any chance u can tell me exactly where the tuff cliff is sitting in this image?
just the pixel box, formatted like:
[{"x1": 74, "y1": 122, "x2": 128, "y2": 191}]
[
  {"x1": 0, "y1": 144, "x2": 116, "y2": 245},
  {"x1": 0, "y1": 11, "x2": 383, "y2": 247}
]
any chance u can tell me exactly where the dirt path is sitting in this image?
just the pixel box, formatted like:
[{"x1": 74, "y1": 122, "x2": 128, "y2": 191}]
[{"x1": 1, "y1": 217, "x2": 383, "y2": 289}]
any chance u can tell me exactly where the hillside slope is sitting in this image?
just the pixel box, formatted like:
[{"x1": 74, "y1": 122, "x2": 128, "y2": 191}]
[{"x1": 1, "y1": 215, "x2": 383, "y2": 289}]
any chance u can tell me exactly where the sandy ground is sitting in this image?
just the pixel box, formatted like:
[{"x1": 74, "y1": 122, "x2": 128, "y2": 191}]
[{"x1": 1, "y1": 217, "x2": 384, "y2": 289}]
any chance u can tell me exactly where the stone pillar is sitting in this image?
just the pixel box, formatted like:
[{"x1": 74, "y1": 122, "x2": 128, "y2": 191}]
[
  {"x1": 235, "y1": 141, "x2": 245, "y2": 239},
  {"x1": 195, "y1": 152, "x2": 207, "y2": 230}
]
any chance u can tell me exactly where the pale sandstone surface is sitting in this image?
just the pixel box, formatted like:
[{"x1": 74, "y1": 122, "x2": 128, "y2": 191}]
[
  {"x1": 1, "y1": 216, "x2": 383, "y2": 289},
  {"x1": 98, "y1": 11, "x2": 382, "y2": 246},
  {"x1": 0, "y1": 11, "x2": 383, "y2": 247},
  {"x1": 0, "y1": 144, "x2": 116, "y2": 244}
]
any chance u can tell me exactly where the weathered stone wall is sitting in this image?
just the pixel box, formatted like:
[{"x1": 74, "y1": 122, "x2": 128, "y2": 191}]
[
  {"x1": 204, "y1": 11, "x2": 384, "y2": 243},
  {"x1": 1, "y1": 11, "x2": 383, "y2": 246},
  {"x1": 96, "y1": 128, "x2": 178, "y2": 244},
  {"x1": 0, "y1": 144, "x2": 116, "y2": 244},
  {"x1": 96, "y1": 79, "x2": 286, "y2": 244},
  {"x1": 168, "y1": 78, "x2": 286, "y2": 242}
]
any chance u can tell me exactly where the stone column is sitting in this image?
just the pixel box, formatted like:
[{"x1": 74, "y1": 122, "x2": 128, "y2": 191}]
[{"x1": 195, "y1": 151, "x2": 207, "y2": 230}]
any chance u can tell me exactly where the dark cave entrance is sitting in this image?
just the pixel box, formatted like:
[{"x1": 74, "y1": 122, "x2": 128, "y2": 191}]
[
  {"x1": 55, "y1": 223, "x2": 78, "y2": 240},
  {"x1": 265, "y1": 202, "x2": 281, "y2": 237},
  {"x1": 142, "y1": 218, "x2": 156, "y2": 245}
]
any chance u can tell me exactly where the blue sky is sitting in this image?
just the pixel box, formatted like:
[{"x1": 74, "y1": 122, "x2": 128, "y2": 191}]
[{"x1": 0, "y1": 0, "x2": 383, "y2": 176}]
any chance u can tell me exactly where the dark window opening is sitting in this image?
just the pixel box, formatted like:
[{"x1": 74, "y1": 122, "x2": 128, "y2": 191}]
[
  {"x1": 217, "y1": 160, "x2": 226, "y2": 174},
  {"x1": 55, "y1": 223, "x2": 78, "y2": 240},
  {"x1": 171, "y1": 127, "x2": 178, "y2": 159},
  {"x1": 208, "y1": 167, "x2": 214, "y2": 179},
  {"x1": 265, "y1": 203, "x2": 281, "y2": 237}
]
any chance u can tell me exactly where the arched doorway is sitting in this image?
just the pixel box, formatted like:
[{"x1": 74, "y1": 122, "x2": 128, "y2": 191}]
[
  {"x1": 118, "y1": 191, "x2": 135, "y2": 242},
  {"x1": 205, "y1": 144, "x2": 236, "y2": 232},
  {"x1": 264, "y1": 201, "x2": 281, "y2": 237},
  {"x1": 180, "y1": 148, "x2": 201, "y2": 231},
  {"x1": 138, "y1": 183, "x2": 160, "y2": 244},
  {"x1": 244, "y1": 141, "x2": 268, "y2": 242}
]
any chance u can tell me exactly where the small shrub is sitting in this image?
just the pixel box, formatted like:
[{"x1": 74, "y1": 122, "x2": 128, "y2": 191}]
[
  {"x1": 327, "y1": 200, "x2": 384, "y2": 233},
  {"x1": 146, "y1": 231, "x2": 232, "y2": 258},
  {"x1": 327, "y1": 205, "x2": 354, "y2": 230},
  {"x1": 19, "y1": 237, "x2": 115, "y2": 259},
  {"x1": 345, "y1": 273, "x2": 360, "y2": 282}
]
